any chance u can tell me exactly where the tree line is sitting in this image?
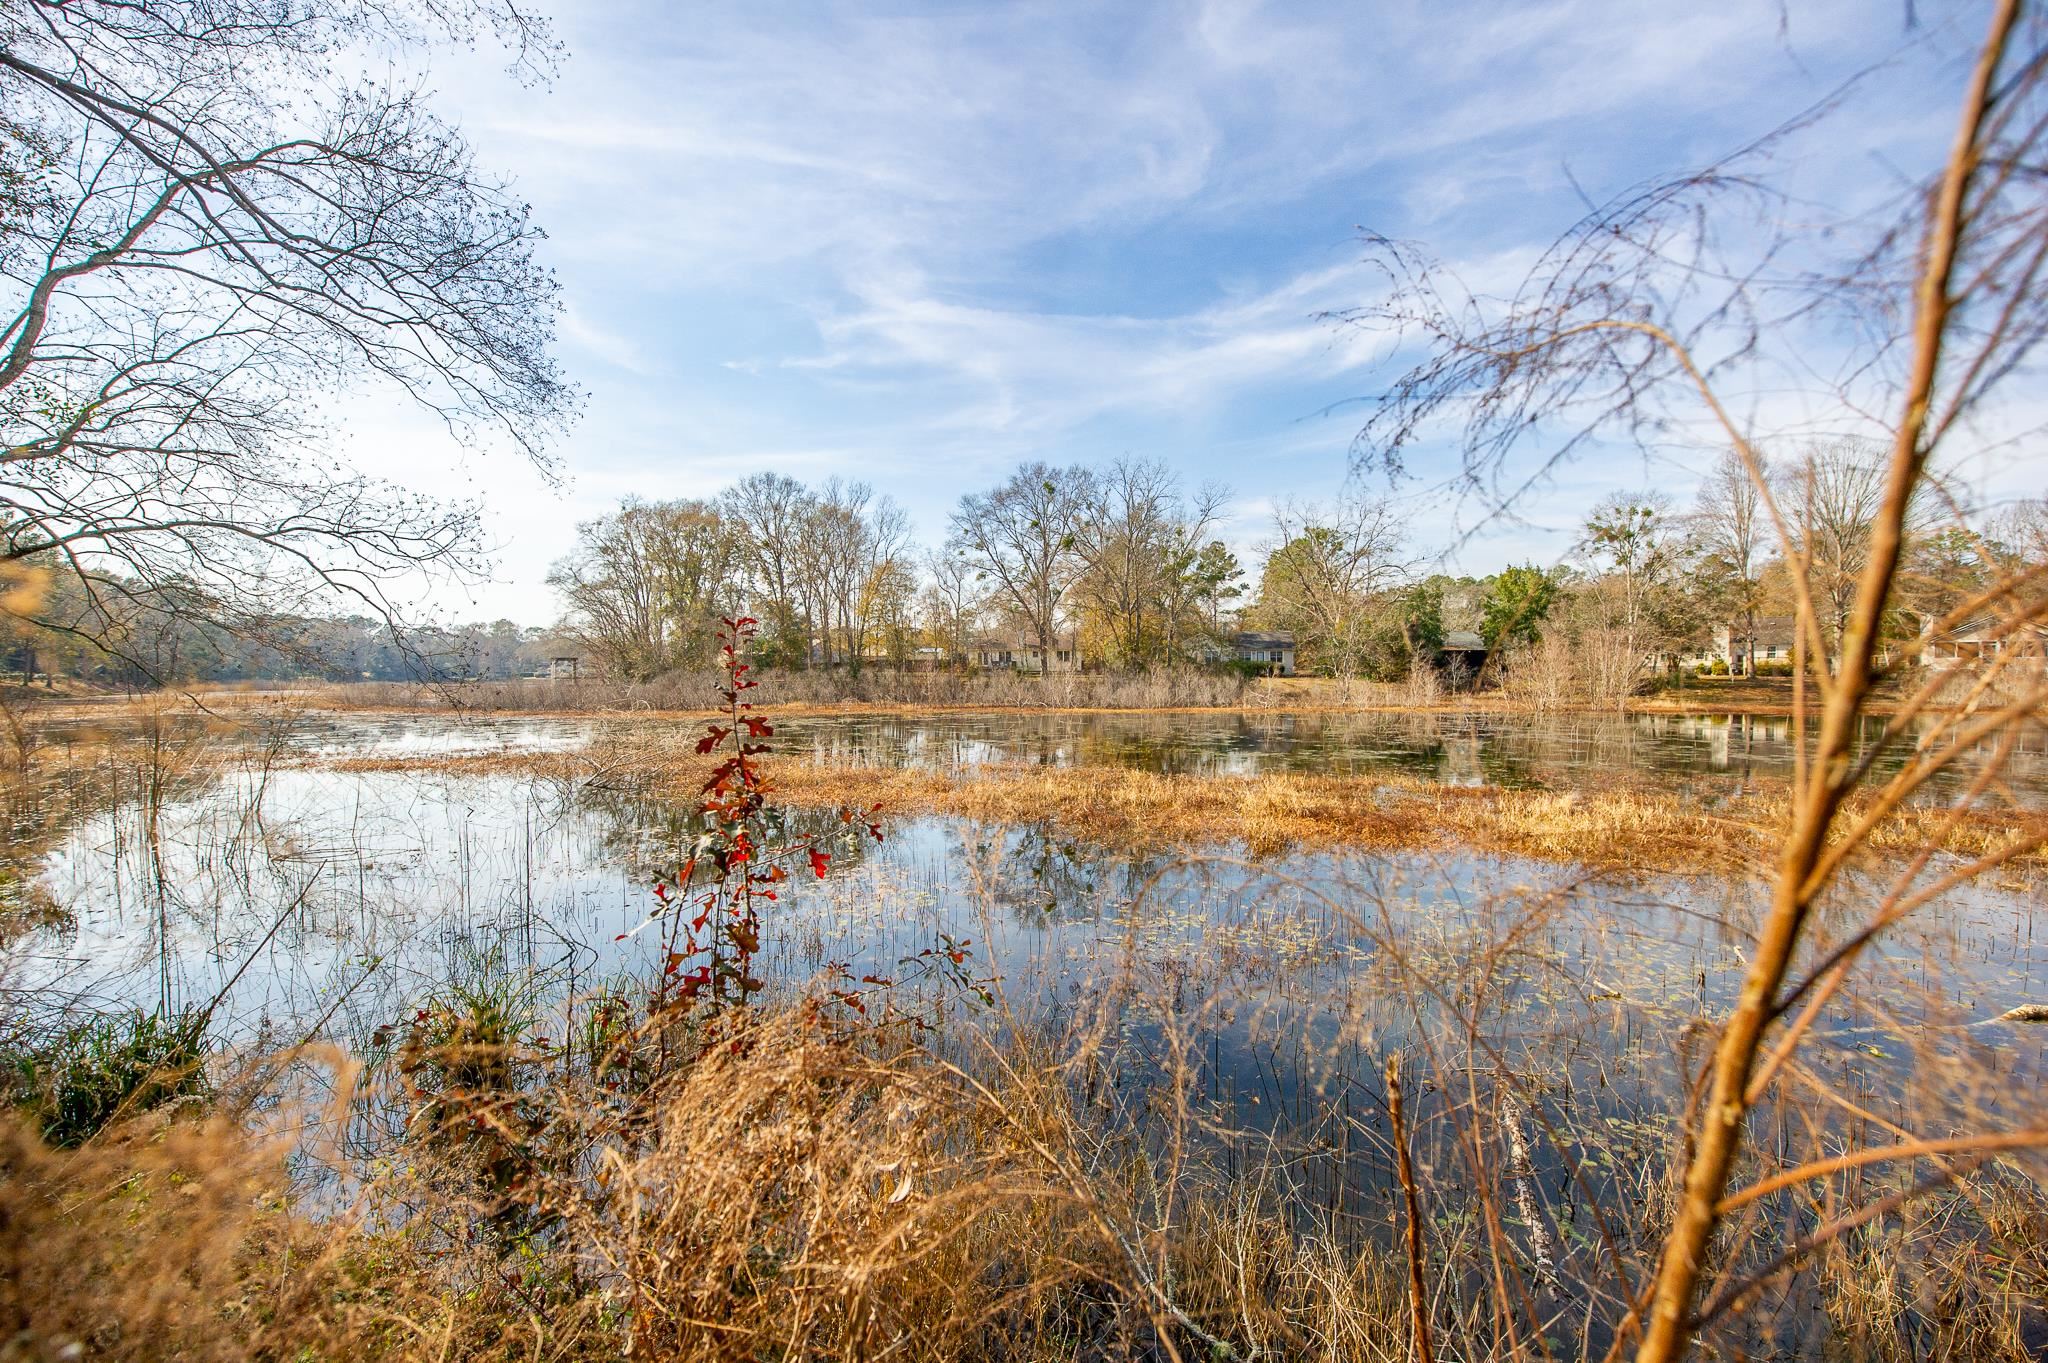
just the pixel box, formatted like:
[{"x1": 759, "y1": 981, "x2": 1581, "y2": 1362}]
[
  {"x1": 5, "y1": 435, "x2": 2037, "y2": 694},
  {"x1": 0, "y1": 562, "x2": 559, "y2": 687},
  {"x1": 547, "y1": 459, "x2": 1246, "y2": 681},
  {"x1": 1252, "y1": 439, "x2": 2046, "y2": 697},
  {"x1": 546, "y1": 438, "x2": 2046, "y2": 692}
]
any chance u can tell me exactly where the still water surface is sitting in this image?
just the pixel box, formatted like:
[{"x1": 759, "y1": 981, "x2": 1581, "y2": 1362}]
[
  {"x1": 33, "y1": 702, "x2": 2040, "y2": 794},
  {"x1": 13, "y1": 708, "x2": 2044, "y2": 1062}
]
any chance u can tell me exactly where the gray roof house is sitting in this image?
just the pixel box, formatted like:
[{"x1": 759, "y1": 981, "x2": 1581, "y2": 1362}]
[{"x1": 1231, "y1": 631, "x2": 1296, "y2": 675}]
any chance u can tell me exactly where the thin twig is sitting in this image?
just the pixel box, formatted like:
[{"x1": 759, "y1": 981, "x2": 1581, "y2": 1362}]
[{"x1": 1386, "y1": 1054, "x2": 1435, "y2": 1363}]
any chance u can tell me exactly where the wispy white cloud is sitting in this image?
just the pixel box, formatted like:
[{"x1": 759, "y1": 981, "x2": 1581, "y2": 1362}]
[{"x1": 559, "y1": 302, "x2": 656, "y2": 376}]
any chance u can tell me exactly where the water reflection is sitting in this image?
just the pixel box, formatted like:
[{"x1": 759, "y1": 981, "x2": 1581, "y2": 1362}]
[
  {"x1": 29, "y1": 704, "x2": 2048, "y2": 803},
  {"x1": 771, "y1": 709, "x2": 2048, "y2": 802},
  {"x1": 13, "y1": 752, "x2": 2042, "y2": 1081}
]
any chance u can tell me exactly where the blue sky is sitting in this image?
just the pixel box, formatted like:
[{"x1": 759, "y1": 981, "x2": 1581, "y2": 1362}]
[{"x1": 347, "y1": 0, "x2": 2021, "y2": 625}]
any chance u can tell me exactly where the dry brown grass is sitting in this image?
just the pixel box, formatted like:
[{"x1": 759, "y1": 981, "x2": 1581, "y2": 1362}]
[
  {"x1": 0, "y1": 1014, "x2": 1429, "y2": 1363},
  {"x1": 5, "y1": 999, "x2": 2041, "y2": 1363},
  {"x1": 0, "y1": 1109, "x2": 551, "y2": 1361}
]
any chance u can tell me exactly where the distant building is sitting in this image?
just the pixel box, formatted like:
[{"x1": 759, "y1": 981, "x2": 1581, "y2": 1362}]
[
  {"x1": 1671, "y1": 617, "x2": 1801, "y2": 673},
  {"x1": 972, "y1": 634, "x2": 1082, "y2": 674},
  {"x1": 1230, "y1": 631, "x2": 1295, "y2": 676},
  {"x1": 1922, "y1": 615, "x2": 2048, "y2": 671},
  {"x1": 1437, "y1": 630, "x2": 1488, "y2": 676}
]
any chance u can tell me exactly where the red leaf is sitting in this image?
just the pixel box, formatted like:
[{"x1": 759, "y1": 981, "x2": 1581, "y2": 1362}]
[{"x1": 809, "y1": 849, "x2": 830, "y2": 879}]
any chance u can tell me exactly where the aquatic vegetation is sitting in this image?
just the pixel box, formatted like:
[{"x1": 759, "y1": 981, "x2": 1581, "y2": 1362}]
[{"x1": 0, "y1": 1007, "x2": 209, "y2": 1147}]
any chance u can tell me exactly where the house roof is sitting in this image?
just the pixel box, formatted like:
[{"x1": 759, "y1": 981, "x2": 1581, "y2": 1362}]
[
  {"x1": 1441, "y1": 630, "x2": 1486, "y2": 651},
  {"x1": 1231, "y1": 631, "x2": 1294, "y2": 647},
  {"x1": 971, "y1": 633, "x2": 1076, "y2": 649},
  {"x1": 1925, "y1": 614, "x2": 2048, "y2": 644},
  {"x1": 1724, "y1": 615, "x2": 1800, "y2": 641}
]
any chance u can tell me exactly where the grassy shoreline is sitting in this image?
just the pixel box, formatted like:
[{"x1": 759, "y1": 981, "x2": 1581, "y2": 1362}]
[
  {"x1": 16, "y1": 672, "x2": 1942, "y2": 722},
  {"x1": 5, "y1": 696, "x2": 2044, "y2": 1362}
]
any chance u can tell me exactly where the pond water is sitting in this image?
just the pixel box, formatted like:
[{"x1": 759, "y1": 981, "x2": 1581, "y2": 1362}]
[
  {"x1": 6, "y1": 705, "x2": 2045, "y2": 1339},
  {"x1": 769, "y1": 707, "x2": 2048, "y2": 802},
  {"x1": 11, "y1": 709, "x2": 2044, "y2": 1086}
]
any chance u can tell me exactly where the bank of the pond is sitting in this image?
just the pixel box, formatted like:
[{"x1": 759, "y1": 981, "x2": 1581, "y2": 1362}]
[
  {"x1": 22, "y1": 670, "x2": 1939, "y2": 722},
  {"x1": 9, "y1": 709, "x2": 2046, "y2": 1363}
]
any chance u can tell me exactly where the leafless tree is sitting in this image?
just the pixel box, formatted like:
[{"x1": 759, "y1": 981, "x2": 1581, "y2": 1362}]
[
  {"x1": 919, "y1": 548, "x2": 984, "y2": 667},
  {"x1": 1151, "y1": 510, "x2": 1232, "y2": 663},
  {"x1": 722, "y1": 472, "x2": 818, "y2": 667},
  {"x1": 845, "y1": 491, "x2": 912, "y2": 673},
  {"x1": 1342, "y1": 4, "x2": 2048, "y2": 1360},
  {"x1": 1257, "y1": 489, "x2": 1412, "y2": 680},
  {"x1": 0, "y1": 0, "x2": 574, "y2": 674},
  {"x1": 947, "y1": 462, "x2": 1092, "y2": 652},
  {"x1": 547, "y1": 500, "x2": 741, "y2": 680},
  {"x1": 1690, "y1": 449, "x2": 1770, "y2": 673},
  {"x1": 1070, "y1": 458, "x2": 1226, "y2": 667},
  {"x1": 1986, "y1": 495, "x2": 2048, "y2": 570},
  {"x1": 1575, "y1": 490, "x2": 1689, "y2": 700},
  {"x1": 1777, "y1": 439, "x2": 1895, "y2": 653}
]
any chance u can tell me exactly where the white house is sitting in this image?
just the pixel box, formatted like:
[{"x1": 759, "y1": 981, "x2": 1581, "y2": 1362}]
[
  {"x1": 1669, "y1": 617, "x2": 1801, "y2": 673},
  {"x1": 971, "y1": 634, "x2": 1082, "y2": 674}
]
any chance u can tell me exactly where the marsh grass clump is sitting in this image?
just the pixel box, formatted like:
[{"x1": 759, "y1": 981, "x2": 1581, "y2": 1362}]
[
  {"x1": 0, "y1": 1007, "x2": 210, "y2": 1147},
  {"x1": 383, "y1": 961, "x2": 561, "y2": 1243},
  {"x1": 0, "y1": 1010, "x2": 1311, "y2": 1362}
]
